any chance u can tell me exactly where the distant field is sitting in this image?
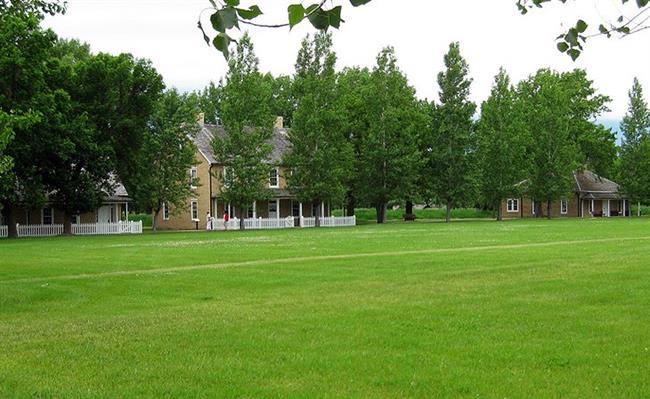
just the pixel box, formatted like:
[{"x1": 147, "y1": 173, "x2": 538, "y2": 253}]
[
  {"x1": 1, "y1": 219, "x2": 650, "y2": 397},
  {"x1": 333, "y1": 207, "x2": 494, "y2": 221}
]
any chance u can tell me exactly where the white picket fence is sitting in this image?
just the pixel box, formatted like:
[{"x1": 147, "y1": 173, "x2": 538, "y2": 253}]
[
  {"x1": 299, "y1": 216, "x2": 356, "y2": 228},
  {"x1": 72, "y1": 221, "x2": 143, "y2": 235},
  {"x1": 321, "y1": 216, "x2": 357, "y2": 227},
  {"x1": 205, "y1": 216, "x2": 355, "y2": 231},
  {"x1": 0, "y1": 221, "x2": 142, "y2": 238}
]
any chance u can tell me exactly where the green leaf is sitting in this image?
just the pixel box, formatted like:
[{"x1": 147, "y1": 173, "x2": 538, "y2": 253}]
[
  {"x1": 328, "y1": 6, "x2": 343, "y2": 29},
  {"x1": 210, "y1": 7, "x2": 239, "y2": 33},
  {"x1": 576, "y1": 19, "x2": 588, "y2": 33},
  {"x1": 288, "y1": 4, "x2": 305, "y2": 29},
  {"x1": 567, "y1": 48, "x2": 581, "y2": 61},
  {"x1": 224, "y1": 0, "x2": 240, "y2": 6},
  {"x1": 556, "y1": 42, "x2": 569, "y2": 53},
  {"x1": 307, "y1": 6, "x2": 330, "y2": 30},
  {"x1": 213, "y1": 33, "x2": 231, "y2": 59},
  {"x1": 236, "y1": 5, "x2": 262, "y2": 20},
  {"x1": 638, "y1": 0, "x2": 650, "y2": 7},
  {"x1": 350, "y1": 0, "x2": 372, "y2": 5}
]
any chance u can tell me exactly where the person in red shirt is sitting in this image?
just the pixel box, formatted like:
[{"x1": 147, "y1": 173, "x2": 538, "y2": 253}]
[{"x1": 223, "y1": 210, "x2": 229, "y2": 230}]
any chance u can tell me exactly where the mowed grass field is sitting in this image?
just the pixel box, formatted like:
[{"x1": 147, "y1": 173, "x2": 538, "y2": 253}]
[{"x1": 1, "y1": 219, "x2": 650, "y2": 398}]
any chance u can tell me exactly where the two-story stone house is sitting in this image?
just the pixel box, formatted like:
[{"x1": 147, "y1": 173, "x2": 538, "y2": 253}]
[{"x1": 154, "y1": 117, "x2": 331, "y2": 230}]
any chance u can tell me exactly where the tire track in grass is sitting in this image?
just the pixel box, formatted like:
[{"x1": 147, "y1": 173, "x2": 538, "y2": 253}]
[{"x1": 3, "y1": 236, "x2": 650, "y2": 284}]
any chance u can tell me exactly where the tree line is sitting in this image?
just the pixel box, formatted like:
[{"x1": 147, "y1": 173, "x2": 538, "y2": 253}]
[{"x1": 197, "y1": 31, "x2": 648, "y2": 225}]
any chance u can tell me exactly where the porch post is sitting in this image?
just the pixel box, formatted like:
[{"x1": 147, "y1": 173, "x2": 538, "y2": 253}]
[
  {"x1": 299, "y1": 202, "x2": 303, "y2": 218},
  {"x1": 591, "y1": 200, "x2": 594, "y2": 217},
  {"x1": 607, "y1": 199, "x2": 611, "y2": 217},
  {"x1": 321, "y1": 202, "x2": 325, "y2": 219},
  {"x1": 125, "y1": 202, "x2": 129, "y2": 221},
  {"x1": 639, "y1": 201, "x2": 642, "y2": 217},
  {"x1": 276, "y1": 199, "x2": 280, "y2": 220},
  {"x1": 623, "y1": 200, "x2": 627, "y2": 217},
  {"x1": 253, "y1": 201, "x2": 257, "y2": 219}
]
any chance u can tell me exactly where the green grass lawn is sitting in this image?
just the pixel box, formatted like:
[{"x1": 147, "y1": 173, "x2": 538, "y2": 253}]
[{"x1": 1, "y1": 218, "x2": 650, "y2": 398}]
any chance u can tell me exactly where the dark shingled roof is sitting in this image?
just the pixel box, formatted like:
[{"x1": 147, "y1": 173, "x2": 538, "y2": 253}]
[
  {"x1": 573, "y1": 170, "x2": 620, "y2": 197},
  {"x1": 194, "y1": 124, "x2": 291, "y2": 165},
  {"x1": 512, "y1": 170, "x2": 625, "y2": 199}
]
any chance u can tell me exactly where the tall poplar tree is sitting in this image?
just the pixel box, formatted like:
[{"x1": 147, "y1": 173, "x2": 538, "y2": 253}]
[
  {"x1": 132, "y1": 89, "x2": 200, "y2": 232},
  {"x1": 213, "y1": 32, "x2": 274, "y2": 230},
  {"x1": 426, "y1": 42, "x2": 476, "y2": 223},
  {"x1": 358, "y1": 47, "x2": 422, "y2": 224},
  {"x1": 285, "y1": 32, "x2": 352, "y2": 227},
  {"x1": 518, "y1": 69, "x2": 580, "y2": 218},
  {"x1": 619, "y1": 78, "x2": 650, "y2": 208},
  {"x1": 477, "y1": 68, "x2": 528, "y2": 221},
  {"x1": 337, "y1": 66, "x2": 372, "y2": 217}
]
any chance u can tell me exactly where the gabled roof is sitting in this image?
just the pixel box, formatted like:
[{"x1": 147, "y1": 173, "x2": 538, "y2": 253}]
[
  {"x1": 194, "y1": 124, "x2": 291, "y2": 165},
  {"x1": 573, "y1": 170, "x2": 619, "y2": 194},
  {"x1": 511, "y1": 170, "x2": 624, "y2": 199}
]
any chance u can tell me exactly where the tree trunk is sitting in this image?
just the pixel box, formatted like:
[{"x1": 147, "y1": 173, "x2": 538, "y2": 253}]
[
  {"x1": 638, "y1": 201, "x2": 641, "y2": 217},
  {"x1": 314, "y1": 201, "x2": 321, "y2": 228},
  {"x1": 63, "y1": 211, "x2": 73, "y2": 236},
  {"x1": 152, "y1": 209, "x2": 159, "y2": 232},
  {"x1": 446, "y1": 200, "x2": 452, "y2": 223},
  {"x1": 3, "y1": 202, "x2": 17, "y2": 238},
  {"x1": 496, "y1": 202, "x2": 503, "y2": 221},
  {"x1": 376, "y1": 202, "x2": 387, "y2": 224},
  {"x1": 346, "y1": 194, "x2": 356, "y2": 217},
  {"x1": 547, "y1": 199, "x2": 552, "y2": 220},
  {"x1": 406, "y1": 200, "x2": 413, "y2": 215},
  {"x1": 240, "y1": 206, "x2": 246, "y2": 230}
]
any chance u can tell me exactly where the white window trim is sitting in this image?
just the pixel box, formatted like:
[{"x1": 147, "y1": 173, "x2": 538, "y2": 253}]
[
  {"x1": 191, "y1": 200, "x2": 199, "y2": 221},
  {"x1": 506, "y1": 198, "x2": 519, "y2": 213},
  {"x1": 561, "y1": 199, "x2": 568, "y2": 215},
  {"x1": 190, "y1": 167, "x2": 198, "y2": 189},
  {"x1": 269, "y1": 167, "x2": 280, "y2": 188},
  {"x1": 162, "y1": 202, "x2": 170, "y2": 220}
]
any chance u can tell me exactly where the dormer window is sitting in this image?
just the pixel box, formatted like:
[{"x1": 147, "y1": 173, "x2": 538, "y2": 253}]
[{"x1": 269, "y1": 168, "x2": 279, "y2": 188}]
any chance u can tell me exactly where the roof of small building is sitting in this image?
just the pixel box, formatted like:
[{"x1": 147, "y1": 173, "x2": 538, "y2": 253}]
[
  {"x1": 511, "y1": 170, "x2": 625, "y2": 199},
  {"x1": 573, "y1": 170, "x2": 619, "y2": 194},
  {"x1": 194, "y1": 124, "x2": 291, "y2": 165}
]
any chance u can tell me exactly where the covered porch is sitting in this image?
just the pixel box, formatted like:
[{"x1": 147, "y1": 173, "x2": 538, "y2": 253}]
[
  {"x1": 212, "y1": 197, "x2": 332, "y2": 223},
  {"x1": 580, "y1": 196, "x2": 629, "y2": 218}
]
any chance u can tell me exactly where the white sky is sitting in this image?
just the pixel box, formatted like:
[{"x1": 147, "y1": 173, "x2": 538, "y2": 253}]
[{"x1": 43, "y1": 0, "x2": 650, "y2": 120}]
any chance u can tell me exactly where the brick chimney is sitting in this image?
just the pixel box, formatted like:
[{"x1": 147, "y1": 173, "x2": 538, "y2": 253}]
[
  {"x1": 274, "y1": 116, "x2": 284, "y2": 129},
  {"x1": 196, "y1": 112, "x2": 205, "y2": 126}
]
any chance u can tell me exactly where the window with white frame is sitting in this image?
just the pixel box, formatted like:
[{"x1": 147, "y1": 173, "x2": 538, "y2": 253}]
[
  {"x1": 42, "y1": 207, "x2": 53, "y2": 224},
  {"x1": 269, "y1": 168, "x2": 279, "y2": 188},
  {"x1": 506, "y1": 198, "x2": 519, "y2": 213},
  {"x1": 561, "y1": 199, "x2": 568, "y2": 215},
  {"x1": 163, "y1": 202, "x2": 170, "y2": 220},
  {"x1": 190, "y1": 167, "x2": 198, "y2": 189},
  {"x1": 191, "y1": 200, "x2": 199, "y2": 221}
]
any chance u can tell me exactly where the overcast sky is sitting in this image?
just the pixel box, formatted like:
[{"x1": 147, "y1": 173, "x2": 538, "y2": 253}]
[{"x1": 43, "y1": 0, "x2": 650, "y2": 121}]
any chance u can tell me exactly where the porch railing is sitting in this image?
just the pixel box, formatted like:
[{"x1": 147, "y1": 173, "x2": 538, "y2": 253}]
[{"x1": 0, "y1": 221, "x2": 142, "y2": 238}]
